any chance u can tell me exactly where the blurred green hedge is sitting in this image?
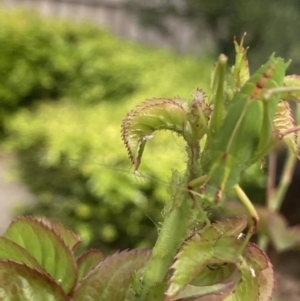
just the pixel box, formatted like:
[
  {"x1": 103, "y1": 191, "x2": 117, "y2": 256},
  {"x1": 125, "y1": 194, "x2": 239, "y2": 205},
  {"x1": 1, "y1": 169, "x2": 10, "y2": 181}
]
[
  {"x1": 1, "y1": 8, "x2": 213, "y2": 253},
  {"x1": 0, "y1": 8, "x2": 147, "y2": 125}
]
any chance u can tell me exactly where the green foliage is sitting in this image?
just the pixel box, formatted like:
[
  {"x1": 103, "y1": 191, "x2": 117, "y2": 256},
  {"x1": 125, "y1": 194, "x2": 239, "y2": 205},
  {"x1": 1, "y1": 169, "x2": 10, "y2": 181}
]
[
  {"x1": 3, "y1": 217, "x2": 272, "y2": 301},
  {"x1": 0, "y1": 7, "x2": 156, "y2": 124},
  {"x1": 0, "y1": 217, "x2": 277, "y2": 301},
  {"x1": 1, "y1": 7, "x2": 212, "y2": 252},
  {"x1": 166, "y1": 217, "x2": 274, "y2": 301}
]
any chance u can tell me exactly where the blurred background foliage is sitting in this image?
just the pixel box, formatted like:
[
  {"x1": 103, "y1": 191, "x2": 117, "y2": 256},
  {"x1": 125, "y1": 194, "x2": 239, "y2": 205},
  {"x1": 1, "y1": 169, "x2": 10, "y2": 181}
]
[
  {"x1": 0, "y1": 0, "x2": 298, "y2": 253},
  {"x1": 129, "y1": 0, "x2": 300, "y2": 73},
  {"x1": 0, "y1": 7, "x2": 212, "y2": 253}
]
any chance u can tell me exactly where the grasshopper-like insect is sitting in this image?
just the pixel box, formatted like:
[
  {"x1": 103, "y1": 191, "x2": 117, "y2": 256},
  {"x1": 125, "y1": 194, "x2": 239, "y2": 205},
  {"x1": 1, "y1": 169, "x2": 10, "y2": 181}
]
[
  {"x1": 121, "y1": 38, "x2": 300, "y2": 248},
  {"x1": 187, "y1": 54, "x2": 295, "y2": 246}
]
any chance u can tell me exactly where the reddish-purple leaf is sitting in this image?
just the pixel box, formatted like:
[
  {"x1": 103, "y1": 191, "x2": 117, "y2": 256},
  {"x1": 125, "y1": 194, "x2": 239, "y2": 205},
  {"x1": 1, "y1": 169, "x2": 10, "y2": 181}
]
[
  {"x1": 244, "y1": 244, "x2": 275, "y2": 301},
  {"x1": 223, "y1": 243, "x2": 275, "y2": 301},
  {"x1": 73, "y1": 249, "x2": 151, "y2": 301},
  {"x1": 35, "y1": 217, "x2": 82, "y2": 251},
  {"x1": 77, "y1": 249, "x2": 105, "y2": 281},
  {"x1": 167, "y1": 229, "x2": 242, "y2": 299},
  {"x1": 4, "y1": 217, "x2": 77, "y2": 293},
  {"x1": 0, "y1": 260, "x2": 68, "y2": 301}
]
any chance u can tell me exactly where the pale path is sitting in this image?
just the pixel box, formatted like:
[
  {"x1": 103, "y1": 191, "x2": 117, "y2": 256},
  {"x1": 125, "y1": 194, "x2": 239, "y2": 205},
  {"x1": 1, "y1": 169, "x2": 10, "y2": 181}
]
[{"x1": 0, "y1": 154, "x2": 34, "y2": 234}]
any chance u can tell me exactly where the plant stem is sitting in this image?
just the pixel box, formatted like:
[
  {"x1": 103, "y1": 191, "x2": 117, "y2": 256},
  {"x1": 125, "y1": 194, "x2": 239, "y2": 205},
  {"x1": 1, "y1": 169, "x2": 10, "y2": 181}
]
[
  {"x1": 258, "y1": 235, "x2": 269, "y2": 251},
  {"x1": 260, "y1": 104, "x2": 300, "y2": 250},
  {"x1": 135, "y1": 174, "x2": 192, "y2": 301},
  {"x1": 259, "y1": 152, "x2": 275, "y2": 249},
  {"x1": 259, "y1": 150, "x2": 297, "y2": 250},
  {"x1": 269, "y1": 150, "x2": 296, "y2": 211},
  {"x1": 266, "y1": 151, "x2": 277, "y2": 209}
]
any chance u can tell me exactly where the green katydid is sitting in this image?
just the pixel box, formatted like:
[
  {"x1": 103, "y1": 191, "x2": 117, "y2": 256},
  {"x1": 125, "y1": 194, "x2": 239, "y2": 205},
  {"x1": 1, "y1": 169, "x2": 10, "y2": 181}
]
[
  {"x1": 188, "y1": 53, "x2": 300, "y2": 248},
  {"x1": 193, "y1": 55, "x2": 288, "y2": 199}
]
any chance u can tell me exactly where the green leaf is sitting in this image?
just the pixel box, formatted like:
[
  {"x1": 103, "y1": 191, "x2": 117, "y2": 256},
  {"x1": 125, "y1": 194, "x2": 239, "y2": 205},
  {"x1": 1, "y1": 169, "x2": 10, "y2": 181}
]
[
  {"x1": 199, "y1": 227, "x2": 223, "y2": 241},
  {"x1": 212, "y1": 217, "x2": 248, "y2": 238},
  {"x1": 266, "y1": 212, "x2": 300, "y2": 251},
  {"x1": 167, "y1": 221, "x2": 246, "y2": 299},
  {"x1": 72, "y1": 249, "x2": 151, "y2": 301},
  {"x1": 190, "y1": 263, "x2": 236, "y2": 287},
  {"x1": 223, "y1": 244, "x2": 275, "y2": 301},
  {"x1": 175, "y1": 282, "x2": 235, "y2": 301},
  {"x1": 144, "y1": 282, "x2": 168, "y2": 301},
  {"x1": 3, "y1": 217, "x2": 77, "y2": 293},
  {"x1": 0, "y1": 237, "x2": 44, "y2": 272},
  {"x1": 223, "y1": 262, "x2": 258, "y2": 301},
  {"x1": 121, "y1": 98, "x2": 187, "y2": 170},
  {"x1": 167, "y1": 239, "x2": 214, "y2": 298},
  {"x1": 212, "y1": 237, "x2": 242, "y2": 262},
  {"x1": 77, "y1": 249, "x2": 105, "y2": 281},
  {"x1": 239, "y1": 205, "x2": 300, "y2": 251},
  {"x1": 0, "y1": 261, "x2": 68, "y2": 301},
  {"x1": 198, "y1": 218, "x2": 246, "y2": 246},
  {"x1": 38, "y1": 217, "x2": 82, "y2": 251}
]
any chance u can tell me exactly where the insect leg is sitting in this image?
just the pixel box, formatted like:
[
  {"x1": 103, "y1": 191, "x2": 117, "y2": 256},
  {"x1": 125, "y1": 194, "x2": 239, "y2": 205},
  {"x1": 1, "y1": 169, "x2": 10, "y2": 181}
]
[
  {"x1": 187, "y1": 175, "x2": 211, "y2": 224},
  {"x1": 209, "y1": 54, "x2": 228, "y2": 136},
  {"x1": 187, "y1": 175, "x2": 209, "y2": 202},
  {"x1": 250, "y1": 86, "x2": 300, "y2": 164},
  {"x1": 280, "y1": 125, "x2": 300, "y2": 137},
  {"x1": 251, "y1": 123, "x2": 300, "y2": 164},
  {"x1": 233, "y1": 184, "x2": 259, "y2": 253}
]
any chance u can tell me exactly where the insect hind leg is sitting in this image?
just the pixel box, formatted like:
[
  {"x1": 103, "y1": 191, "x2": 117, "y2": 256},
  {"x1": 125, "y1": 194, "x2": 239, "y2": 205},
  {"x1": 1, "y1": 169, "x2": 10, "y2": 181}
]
[
  {"x1": 233, "y1": 184, "x2": 259, "y2": 254},
  {"x1": 187, "y1": 175, "x2": 212, "y2": 224}
]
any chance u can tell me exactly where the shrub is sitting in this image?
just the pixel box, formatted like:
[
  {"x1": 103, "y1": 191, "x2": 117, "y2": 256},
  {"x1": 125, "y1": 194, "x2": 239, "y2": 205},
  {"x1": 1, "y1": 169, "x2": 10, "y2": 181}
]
[
  {"x1": 1, "y1": 8, "x2": 213, "y2": 252},
  {"x1": 0, "y1": 7, "x2": 149, "y2": 125}
]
